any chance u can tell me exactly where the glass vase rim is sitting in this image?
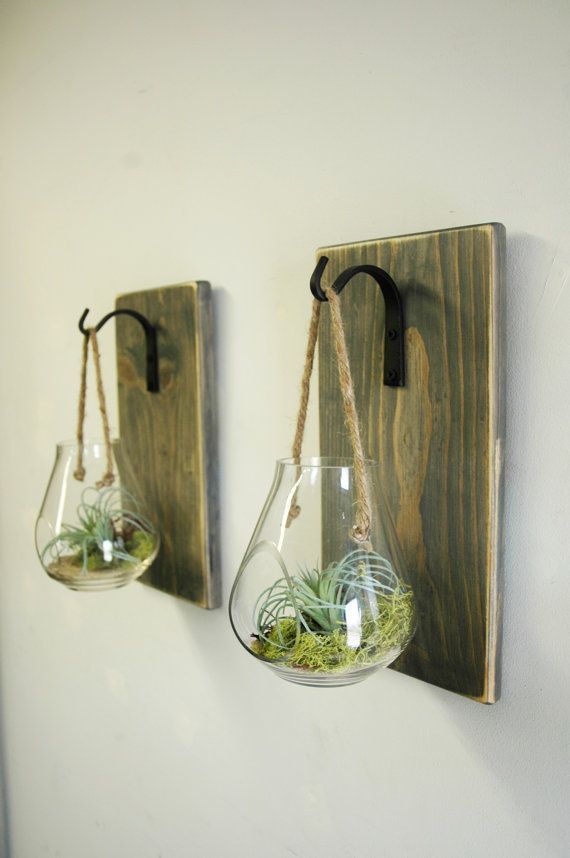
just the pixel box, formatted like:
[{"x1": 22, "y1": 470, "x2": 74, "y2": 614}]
[
  {"x1": 276, "y1": 455, "x2": 380, "y2": 469},
  {"x1": 55, "y1": 437, "x2": 120, "y2": 450}
]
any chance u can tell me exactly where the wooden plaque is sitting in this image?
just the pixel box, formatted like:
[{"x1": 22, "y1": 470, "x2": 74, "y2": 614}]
[
  {"x1": 318, "y1": 224, "x2": 505, "y2": 701},
  {"x1": 116, "y1": 283, "x2": 220, "y2": 608}
]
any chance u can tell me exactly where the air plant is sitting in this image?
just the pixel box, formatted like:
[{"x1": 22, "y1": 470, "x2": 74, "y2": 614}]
[
  {"x1": 42, "y1": 486, "x2": 156, "y2": 576},
  {"x1": 251, "y1": 545, "x2": 413, "y2": 672}
]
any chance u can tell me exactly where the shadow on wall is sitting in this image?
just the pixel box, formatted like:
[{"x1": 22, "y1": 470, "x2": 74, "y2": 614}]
[
  {"x1": 441, "y1": 230, "x2": 570, "y2": 854},
  {"x1": 0, "y1": 662, "x2": 11, "y2": 858}
]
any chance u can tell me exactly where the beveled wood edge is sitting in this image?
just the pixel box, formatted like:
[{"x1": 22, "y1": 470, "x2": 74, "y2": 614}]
[
  {"x1": 316, "y1": 221, "x2": 506, "y2": 255},
  {"x1": 116, "y1": 280, "x2": 202, "y2": 301},
  {"x1": 479, "y1": 223, "x2": 506, "y2": 703},
  {"x1": 195, "y1": 281, "x2": 222, "y2": 609}
]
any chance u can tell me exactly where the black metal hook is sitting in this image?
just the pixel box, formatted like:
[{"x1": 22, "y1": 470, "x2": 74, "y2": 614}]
[
  {"x1": 78, "y1": 308, "x2": 159, "y2": 393},
  {"x1": 310, "y1": 256, "x2": 405, "y2": 387}
]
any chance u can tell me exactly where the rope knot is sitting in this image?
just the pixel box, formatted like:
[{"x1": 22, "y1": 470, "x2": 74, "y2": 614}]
[
  {"x1": 351, "y1": 526, "x2": 373, "y2": 555},
  {"x1": 96, "y1": 472, "x2": 115, "y2": 489},
  {"x1": 351, "y1": 522, "x2": 371, "y2": 544}
]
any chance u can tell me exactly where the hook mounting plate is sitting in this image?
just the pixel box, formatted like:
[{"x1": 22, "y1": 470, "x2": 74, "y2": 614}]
[{"x1": 310, "y1": 256, "x2": 406, "y2": 387}]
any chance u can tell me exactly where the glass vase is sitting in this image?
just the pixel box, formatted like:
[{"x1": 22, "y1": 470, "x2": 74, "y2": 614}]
[
  {"x1": 229, "y1": 457, "x2": 414, "y2": 687},
  {"x1": 36, "y1": 439, "x2": 160, "y2": 591}
]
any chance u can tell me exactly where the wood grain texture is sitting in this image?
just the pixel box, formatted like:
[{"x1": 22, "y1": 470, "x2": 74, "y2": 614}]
[
  {"x1": 116, "y1": 283, "x2": 221, "y2": 608},
  {"x1": 318, "y1": 224, "x2": 505, "y2": 702}
]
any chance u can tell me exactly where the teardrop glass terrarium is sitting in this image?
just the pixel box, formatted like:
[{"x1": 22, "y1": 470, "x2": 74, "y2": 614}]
[
  {"x1": 229, "y1": 457, "x2": 414, "y2": 687},
  {"x1": 36, "y1": 439, "x2": 160, "y2": 591}
]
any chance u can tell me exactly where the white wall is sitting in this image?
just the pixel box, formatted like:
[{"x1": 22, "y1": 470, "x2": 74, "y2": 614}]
[{"x1": 1, "y1": 1, "x2": 569, "y2": 856}]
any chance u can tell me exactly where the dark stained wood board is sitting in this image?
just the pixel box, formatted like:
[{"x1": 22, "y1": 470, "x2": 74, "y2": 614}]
[
  {"x1": 116, "y1": 283, "x2": 221, "y2": 608},
  {"x1": 318, "y1": 224, "x2": 505, "y2": 702}
]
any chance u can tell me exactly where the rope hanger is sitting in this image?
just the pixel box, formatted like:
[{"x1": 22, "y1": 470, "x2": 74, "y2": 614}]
[
  {"x1": 73, "y1": 328, "x2": 115, "y2": 488},
  {"x1": 287, "y1": 288, "x2": 372, "y2": 551},
  {"x1": 287, "y1": 256, "x2": 406, "y2": 551}
]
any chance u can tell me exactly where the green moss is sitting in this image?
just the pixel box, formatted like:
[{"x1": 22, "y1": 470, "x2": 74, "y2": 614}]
[
  {"x1": 63, "y1": 529, "x2": 155, "y2": 572},
  {"x1": 252, "y1": 617, "x2": 298, "y2": 659},
  {"x1": 65, "y1": 547, "x2": 107, "y2": 571},
  {"x1": 289, "y1": 628, "x2": 358, "y2": 671},
  {"x1": 126, "y1": 530, "x2": 156, "y2": 561},
  {"x1": 253, "y1": 591, "x2": 414, "y2": 673}
]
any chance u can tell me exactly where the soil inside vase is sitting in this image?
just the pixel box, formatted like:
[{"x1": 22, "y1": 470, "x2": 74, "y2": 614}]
[{"x1": 46, "y1": 529, "x2": 156, "y2": 582}]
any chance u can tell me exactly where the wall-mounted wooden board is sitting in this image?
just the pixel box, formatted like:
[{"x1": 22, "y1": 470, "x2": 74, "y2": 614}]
[
  {"x1": 318, "y1": 224, "x2": 505, "y2": 702},
  {"x1": 116, "y1": 283, "x2": 220, "y2": 608}
]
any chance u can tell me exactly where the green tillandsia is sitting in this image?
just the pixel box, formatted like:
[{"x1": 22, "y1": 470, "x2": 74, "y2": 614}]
[
  {"x1": 42, "y1": 486, "x2": 156, "y2": 575},
  {"x1": 252, "y1": 547, "x2": 414, "y2": 672}
]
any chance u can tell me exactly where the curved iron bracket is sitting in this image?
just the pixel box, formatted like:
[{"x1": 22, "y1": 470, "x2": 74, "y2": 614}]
[
  {"x1": 78, "y1": 308, "x2": 159, "y2": 393},
  {"x1": 310, "y1": 256, "x2": 405, "y2": 387}
]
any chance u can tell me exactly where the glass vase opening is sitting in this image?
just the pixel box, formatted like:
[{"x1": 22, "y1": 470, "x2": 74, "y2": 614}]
[
  {"x1": 36, "y1": 439, "x2": 160, "y2": 592},
  {"x1": 229, "y1": 457, "x2": 414, "y2": 687}
]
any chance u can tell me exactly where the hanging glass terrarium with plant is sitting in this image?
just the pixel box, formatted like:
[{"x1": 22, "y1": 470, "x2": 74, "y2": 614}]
[
  {"x1": 229, "y1": 258, "x2": 414, "y2": 686},
  {"x1": 36, "y1": 319, "x2": 159, "y2": 591}
]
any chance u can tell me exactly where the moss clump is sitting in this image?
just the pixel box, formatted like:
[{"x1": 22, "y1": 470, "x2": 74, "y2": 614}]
[
  {"x1": 62, "y1": 529, "x2": 156, "y2": 572},
  {"x1": 252, "y1": 591, "x2": 413, "y2": 673},
  {"x1": 251, "y1": 617, "x2": 298, "y2": 659},
  {"x1": 128, "y1": 530, "x2": 156, "y2": 561}
]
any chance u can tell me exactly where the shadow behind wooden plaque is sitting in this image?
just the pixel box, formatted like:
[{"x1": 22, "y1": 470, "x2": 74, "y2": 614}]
[
  {"x1": 116, "y1": 283, "x2": 220, "y2": 608},
  {"x1": 318, "y1": 224, "x2": 505, "y2": 702}
]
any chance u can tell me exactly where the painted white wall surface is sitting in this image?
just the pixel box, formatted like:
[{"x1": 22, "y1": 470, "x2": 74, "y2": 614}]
[{"x1": 1, "y1": 1, "x2": 569, "y2": 856}]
